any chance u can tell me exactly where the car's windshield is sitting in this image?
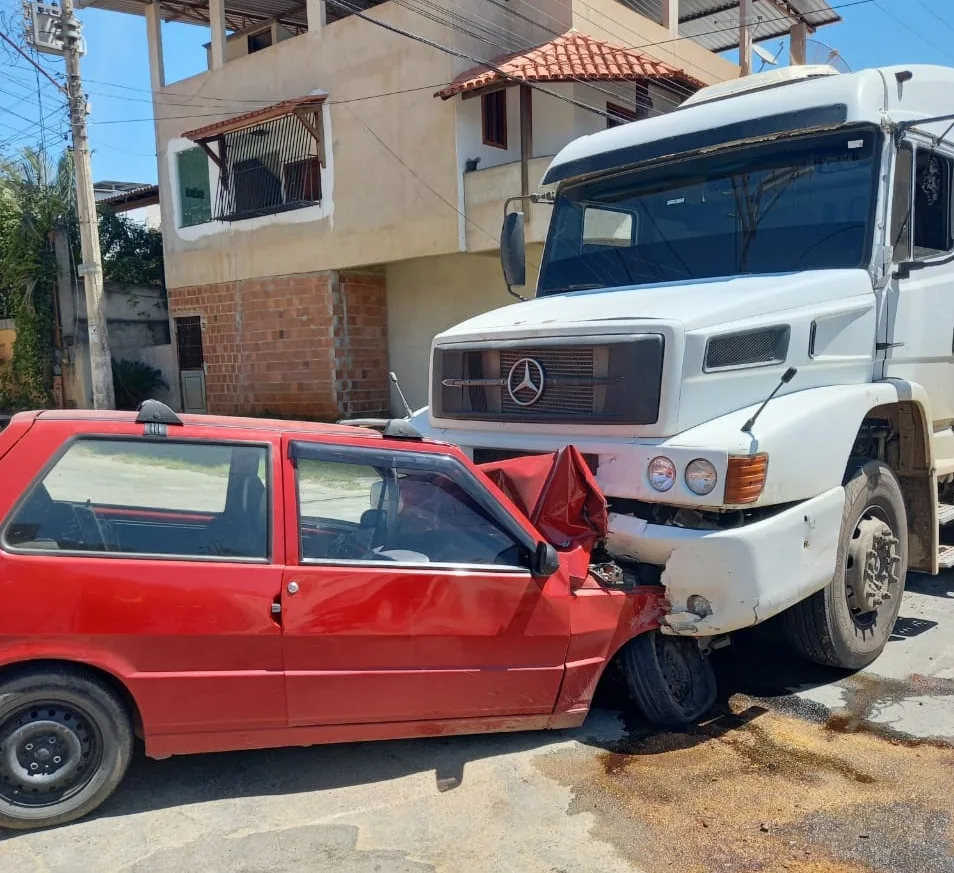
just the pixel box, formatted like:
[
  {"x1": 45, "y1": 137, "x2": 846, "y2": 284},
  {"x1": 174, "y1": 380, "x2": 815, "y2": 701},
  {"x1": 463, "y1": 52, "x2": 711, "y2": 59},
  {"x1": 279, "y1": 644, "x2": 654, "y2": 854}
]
[{"x1": 537, "y1": 127, "x2": 881, "y2": 296}]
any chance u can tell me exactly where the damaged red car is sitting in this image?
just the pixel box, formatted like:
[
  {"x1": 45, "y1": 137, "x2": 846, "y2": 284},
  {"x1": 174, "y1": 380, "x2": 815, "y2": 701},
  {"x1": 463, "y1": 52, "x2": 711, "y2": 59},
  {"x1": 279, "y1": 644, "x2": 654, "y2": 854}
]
[{"x1": 0, "y1": 402, "x2": 715, "y2": 830}]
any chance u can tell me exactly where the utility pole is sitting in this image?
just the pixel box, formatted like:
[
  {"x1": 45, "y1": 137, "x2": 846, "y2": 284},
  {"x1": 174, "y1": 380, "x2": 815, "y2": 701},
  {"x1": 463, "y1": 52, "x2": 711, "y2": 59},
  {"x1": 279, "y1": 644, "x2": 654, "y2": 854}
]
[
  {"x1": 739, "y1": 0, "x2": 754, "y2": 77},
  {"x1": 60, "y1": 0, "x2": 114, "y2": 408}
]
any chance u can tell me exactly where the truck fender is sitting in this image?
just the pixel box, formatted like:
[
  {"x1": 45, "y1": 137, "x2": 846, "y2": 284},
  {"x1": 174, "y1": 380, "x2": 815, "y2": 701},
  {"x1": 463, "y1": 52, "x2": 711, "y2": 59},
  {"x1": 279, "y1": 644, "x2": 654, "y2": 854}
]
[{"x1": 666, "y1": 378, "x2": 935, "y2": 570}]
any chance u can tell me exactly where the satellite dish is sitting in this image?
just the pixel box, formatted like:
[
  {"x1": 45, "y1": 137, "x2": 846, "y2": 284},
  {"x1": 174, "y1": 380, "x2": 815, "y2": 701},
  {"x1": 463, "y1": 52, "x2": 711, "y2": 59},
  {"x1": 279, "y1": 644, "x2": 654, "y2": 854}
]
[
  {"x1": 804, "y1": 39, "x2": 851, "y2": 73},
  {"x1": 753, "y1": 42, "x2": 783, "y2": 70}
]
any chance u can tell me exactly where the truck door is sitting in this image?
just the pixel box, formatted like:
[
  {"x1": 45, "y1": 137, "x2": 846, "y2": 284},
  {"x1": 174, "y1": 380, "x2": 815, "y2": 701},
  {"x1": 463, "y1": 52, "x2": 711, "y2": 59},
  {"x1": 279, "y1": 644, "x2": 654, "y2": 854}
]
[{"x1": 882, "y1": 139, "x2": 954, "y2": 424}]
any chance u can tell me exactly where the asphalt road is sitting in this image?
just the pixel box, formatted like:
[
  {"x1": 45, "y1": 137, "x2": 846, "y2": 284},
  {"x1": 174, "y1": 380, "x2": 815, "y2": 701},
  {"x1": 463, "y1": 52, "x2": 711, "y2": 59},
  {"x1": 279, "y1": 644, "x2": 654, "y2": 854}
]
[{"x1": 2, "y1": 575, "x2": 952, "y2": 873}]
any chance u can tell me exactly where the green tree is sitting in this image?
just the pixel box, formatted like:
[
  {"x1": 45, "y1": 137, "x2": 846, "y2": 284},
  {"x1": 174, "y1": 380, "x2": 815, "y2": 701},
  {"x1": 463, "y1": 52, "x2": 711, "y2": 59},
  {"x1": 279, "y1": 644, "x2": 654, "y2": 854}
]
[
  {"x1": 0, "y1": 147, "x2": 74, "y2": 406},
  {"x1": 99, "y1": 210, "x2": 164, "y2": 288}
]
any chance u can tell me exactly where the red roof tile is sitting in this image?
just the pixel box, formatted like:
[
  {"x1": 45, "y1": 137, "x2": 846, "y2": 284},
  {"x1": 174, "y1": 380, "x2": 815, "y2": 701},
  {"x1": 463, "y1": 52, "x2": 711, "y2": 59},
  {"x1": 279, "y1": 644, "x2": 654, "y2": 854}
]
[
  {"x1": 436, "y1": 30, "x2": 704, "y2": 99},
  {"x1": 182, "y1": 94, "x2": 326, "y2": 141}
]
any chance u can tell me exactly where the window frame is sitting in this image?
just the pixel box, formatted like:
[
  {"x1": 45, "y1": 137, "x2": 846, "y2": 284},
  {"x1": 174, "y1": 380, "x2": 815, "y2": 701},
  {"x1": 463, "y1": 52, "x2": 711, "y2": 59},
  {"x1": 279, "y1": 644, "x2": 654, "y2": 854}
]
[
  {"x1": 289, "y1": 441, "x2": 537, "y2": 573},
  {"x1": 1, "y1": 435, "x2": 274, "y2": 564},
  {"x1": 481, "y1": 89, "x2": 508, "y2": 150},
  {"x1": 247, "y1": 28, "x2": 273, "y2": 54},
  {"x1": 176, "y1": 146, "x2": 213, "y2": 229},
  {"x1": 912, "y1": 144, "x2": 954, "y2": 262}
]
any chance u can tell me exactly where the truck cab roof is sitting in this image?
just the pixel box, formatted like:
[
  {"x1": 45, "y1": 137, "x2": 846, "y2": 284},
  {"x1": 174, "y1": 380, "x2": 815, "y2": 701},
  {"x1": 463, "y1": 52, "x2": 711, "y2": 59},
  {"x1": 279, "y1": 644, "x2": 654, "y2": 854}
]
[{"x1": 543, "y1": 64, "x2": 954, "y2": 186}]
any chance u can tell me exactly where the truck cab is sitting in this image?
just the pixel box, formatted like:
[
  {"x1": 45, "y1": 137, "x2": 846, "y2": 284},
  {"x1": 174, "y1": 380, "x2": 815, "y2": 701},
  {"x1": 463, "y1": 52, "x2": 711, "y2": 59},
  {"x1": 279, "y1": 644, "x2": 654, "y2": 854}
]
[{"x1": 413, "y1": 63, "x2": 954, "y2": 671}]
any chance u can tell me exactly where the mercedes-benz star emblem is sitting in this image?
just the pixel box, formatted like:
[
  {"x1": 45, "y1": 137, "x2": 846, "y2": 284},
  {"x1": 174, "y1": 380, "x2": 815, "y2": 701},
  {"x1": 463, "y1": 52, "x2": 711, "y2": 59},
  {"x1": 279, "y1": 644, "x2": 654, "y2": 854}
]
[{"x1": 507, "y1": 358, "x2": 545, "y2": 406}]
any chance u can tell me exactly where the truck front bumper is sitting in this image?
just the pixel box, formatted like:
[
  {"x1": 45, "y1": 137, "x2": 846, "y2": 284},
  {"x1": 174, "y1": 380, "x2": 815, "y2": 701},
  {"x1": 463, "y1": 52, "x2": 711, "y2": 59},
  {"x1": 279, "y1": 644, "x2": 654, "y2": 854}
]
[{"x1": 606, "y1": 486, "x2": 846, "y2": 636}]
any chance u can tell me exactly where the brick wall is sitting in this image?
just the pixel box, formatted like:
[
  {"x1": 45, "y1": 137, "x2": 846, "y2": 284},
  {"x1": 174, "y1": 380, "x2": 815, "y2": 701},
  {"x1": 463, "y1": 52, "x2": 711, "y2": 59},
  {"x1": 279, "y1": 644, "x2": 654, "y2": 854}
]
[
  {"x1": 332, "y1": 271, "x2": 390, "y2": 417},
  {"x1": 168, "y1": 270, "x2": 390, "y2": 419}
]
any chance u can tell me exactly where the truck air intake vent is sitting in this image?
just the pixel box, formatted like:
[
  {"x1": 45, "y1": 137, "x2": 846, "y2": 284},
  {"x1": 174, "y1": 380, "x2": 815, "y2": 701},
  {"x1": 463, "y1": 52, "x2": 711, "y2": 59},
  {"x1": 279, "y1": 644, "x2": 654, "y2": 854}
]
[{"x1": 704, "y1": 326, "x2": 790, "y2": 371}]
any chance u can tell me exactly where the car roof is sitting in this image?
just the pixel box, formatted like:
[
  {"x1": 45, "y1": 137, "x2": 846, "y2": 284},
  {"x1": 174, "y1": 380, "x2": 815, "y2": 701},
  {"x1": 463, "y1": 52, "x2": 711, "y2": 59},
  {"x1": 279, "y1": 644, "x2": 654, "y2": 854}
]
[{"x1": 35, "y1": 409, "x2": 385, "y2": 440}]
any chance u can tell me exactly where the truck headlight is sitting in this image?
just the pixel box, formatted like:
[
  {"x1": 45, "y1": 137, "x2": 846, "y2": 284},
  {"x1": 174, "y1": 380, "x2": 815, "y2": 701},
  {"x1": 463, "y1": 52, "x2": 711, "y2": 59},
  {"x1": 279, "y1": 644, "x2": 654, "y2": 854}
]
[
  {"x1": 648, "y1": 456, "x2": 676, "y2": 492},
  {"x1": 685, "y1": 458, "x2": 718, "y2": 495}
]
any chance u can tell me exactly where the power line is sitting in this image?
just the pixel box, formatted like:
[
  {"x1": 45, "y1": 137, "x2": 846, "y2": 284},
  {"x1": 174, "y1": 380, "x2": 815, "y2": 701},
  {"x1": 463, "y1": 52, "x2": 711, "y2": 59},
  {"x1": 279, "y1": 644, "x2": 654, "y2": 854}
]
[
  {"x1": 873, "y1": 0, "x2": 953, "y2": 61},
  {"x1": 906, "y1": 0, "x2": 954, "y2": 39},
  {"x1": 0, "y1": 28, "x2": 67, "y2": 94}
]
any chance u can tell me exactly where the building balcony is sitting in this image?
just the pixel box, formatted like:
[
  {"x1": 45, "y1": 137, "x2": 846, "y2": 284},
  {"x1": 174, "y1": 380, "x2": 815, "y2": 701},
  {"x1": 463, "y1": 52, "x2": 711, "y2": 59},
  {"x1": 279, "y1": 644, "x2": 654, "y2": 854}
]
[{"x1": 463, "y1": 157, "x2": 555, "y2": 253}]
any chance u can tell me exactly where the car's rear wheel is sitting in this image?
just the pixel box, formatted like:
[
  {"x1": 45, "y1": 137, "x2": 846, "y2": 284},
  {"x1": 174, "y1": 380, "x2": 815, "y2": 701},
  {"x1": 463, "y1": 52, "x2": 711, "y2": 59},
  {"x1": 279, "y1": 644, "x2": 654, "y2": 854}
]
[
  {"x1": 619, "y1": 631, "x2": 717, "y2": 728},
  {"x1": 0, "y1": 668, "x2": 133, "y2": 830}
]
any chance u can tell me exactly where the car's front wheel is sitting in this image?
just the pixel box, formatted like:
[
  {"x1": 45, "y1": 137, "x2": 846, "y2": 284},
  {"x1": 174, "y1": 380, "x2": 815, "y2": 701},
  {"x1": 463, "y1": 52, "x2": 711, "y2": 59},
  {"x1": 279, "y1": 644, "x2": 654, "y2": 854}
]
[
  {"x1": 620, "y1": 631, "x2": 717, "y2": 728},
  {"x1": 0, "y1": 668, "x2": 133, "y2": 830}
]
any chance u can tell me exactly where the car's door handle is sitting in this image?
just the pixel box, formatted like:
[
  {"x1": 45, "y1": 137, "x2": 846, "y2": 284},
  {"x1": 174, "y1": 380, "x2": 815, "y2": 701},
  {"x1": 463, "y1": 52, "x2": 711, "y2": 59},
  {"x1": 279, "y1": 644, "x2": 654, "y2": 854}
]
[{"x1": 287, "y1": 581, "x2": 300, "y2": 595}]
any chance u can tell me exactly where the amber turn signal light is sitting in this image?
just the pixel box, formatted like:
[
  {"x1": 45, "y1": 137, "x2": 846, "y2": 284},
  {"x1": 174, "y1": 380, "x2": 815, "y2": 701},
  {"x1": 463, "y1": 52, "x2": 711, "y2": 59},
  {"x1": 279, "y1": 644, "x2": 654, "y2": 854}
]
[{"x1": 724, "y1": 454, "x2": 768, "y2": 504}]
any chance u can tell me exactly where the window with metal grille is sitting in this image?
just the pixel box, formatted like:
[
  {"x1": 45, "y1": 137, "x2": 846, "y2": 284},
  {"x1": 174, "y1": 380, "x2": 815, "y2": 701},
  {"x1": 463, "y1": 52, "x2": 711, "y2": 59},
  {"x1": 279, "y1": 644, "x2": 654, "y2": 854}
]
[
  {"x1": 175, "y1": 316, "x2": 205, "y2": 370},
  {"x1": 211, "y1": 113, "x2": 324, "y2": 222},
  {"x1": 482, "y1": 90, "x2": 507, "y2": 149}
]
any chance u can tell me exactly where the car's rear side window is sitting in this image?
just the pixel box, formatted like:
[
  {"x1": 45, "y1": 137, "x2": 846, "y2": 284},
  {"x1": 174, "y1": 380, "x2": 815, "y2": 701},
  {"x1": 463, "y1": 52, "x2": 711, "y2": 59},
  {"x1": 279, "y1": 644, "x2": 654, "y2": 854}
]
[{"x1": 3, "y1": 438, "x2": 270, "y2": 561}]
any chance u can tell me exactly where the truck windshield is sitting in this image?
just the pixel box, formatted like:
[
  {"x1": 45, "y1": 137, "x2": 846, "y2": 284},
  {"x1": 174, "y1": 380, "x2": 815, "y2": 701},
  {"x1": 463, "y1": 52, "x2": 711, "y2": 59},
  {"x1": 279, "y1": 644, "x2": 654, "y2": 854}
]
[{"x1": 537, "y1": 127, "x2": 881, "y2": 296}]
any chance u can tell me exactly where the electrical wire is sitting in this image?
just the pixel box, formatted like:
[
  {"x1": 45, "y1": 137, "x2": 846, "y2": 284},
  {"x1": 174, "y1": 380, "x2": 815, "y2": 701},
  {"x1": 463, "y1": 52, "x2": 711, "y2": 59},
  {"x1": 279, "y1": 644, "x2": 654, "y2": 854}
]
[{"x1": 873, "y1": 0, "x2": 953, "y2": 61}]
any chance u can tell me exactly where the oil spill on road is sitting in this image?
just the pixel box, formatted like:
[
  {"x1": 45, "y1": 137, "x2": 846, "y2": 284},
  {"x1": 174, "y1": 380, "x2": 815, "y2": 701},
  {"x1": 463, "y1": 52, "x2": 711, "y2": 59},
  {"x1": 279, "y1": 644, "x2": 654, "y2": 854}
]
[{"x1": 539, "y1": 698, "x2": 954, "y2": 873}]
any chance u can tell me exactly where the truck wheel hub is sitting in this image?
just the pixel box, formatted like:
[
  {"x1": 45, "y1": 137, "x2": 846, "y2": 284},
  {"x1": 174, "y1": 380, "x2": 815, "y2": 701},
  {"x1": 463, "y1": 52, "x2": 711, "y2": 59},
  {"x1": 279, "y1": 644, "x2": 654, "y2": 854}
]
[{"x1": 846, "y1": 517, "x2": 900, "y2": 615}]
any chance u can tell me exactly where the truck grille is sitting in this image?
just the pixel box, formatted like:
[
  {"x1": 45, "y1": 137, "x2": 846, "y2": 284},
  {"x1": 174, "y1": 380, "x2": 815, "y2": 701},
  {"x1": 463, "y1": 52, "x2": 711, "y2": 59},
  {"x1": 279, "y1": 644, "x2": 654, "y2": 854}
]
[
  {"x1": 499, "y1": 347, "x2": 595, "y2": 416},
  {"x1": 433, "y1": 335, "x2": 664, "y2": 425}
]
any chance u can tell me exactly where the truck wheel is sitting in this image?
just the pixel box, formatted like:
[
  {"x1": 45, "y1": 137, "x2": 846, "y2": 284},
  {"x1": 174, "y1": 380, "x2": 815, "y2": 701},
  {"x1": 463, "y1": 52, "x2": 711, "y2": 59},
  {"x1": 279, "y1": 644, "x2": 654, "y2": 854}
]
[
  {"x1": 619, "y1": 631, "x2": 717, "y2": 728},
  {"x1": 783, "y1": 459, "x2": 907, "y2": 670},
  {"x1": 0, "y1": 668, "x2": 134, "y2": 830}
]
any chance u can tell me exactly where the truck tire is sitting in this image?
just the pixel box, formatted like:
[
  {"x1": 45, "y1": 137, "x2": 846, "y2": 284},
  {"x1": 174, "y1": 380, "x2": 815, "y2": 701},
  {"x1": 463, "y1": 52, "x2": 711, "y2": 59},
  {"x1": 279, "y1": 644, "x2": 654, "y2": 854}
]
[
  {"x1": 619, "y1": 631, "x2": 717, "y2": 728},
  {"x1": 783, "y1": 459, "x2": 907, "y2": 670},
  {"x1": 0, "y1": 667, "x2": 134, "y2": 830}
]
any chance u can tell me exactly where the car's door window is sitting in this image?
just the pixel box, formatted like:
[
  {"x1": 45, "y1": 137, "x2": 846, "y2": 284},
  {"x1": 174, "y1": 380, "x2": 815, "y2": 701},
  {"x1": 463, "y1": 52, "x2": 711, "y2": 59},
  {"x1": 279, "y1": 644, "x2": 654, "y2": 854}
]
[
  {"x1": 295, "y1": 448, "x2": 531, "y2": 569},
  {"x1": 3, "y1": 438, "x2": 270, "y2": 560}
]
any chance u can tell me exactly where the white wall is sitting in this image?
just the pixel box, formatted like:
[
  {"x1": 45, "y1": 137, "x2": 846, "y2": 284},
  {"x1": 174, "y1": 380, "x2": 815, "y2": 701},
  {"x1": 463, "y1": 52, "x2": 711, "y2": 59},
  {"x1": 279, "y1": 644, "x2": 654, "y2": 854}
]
[{"x1": 386, "y1": 246, "x2": 544, "y2": 410}]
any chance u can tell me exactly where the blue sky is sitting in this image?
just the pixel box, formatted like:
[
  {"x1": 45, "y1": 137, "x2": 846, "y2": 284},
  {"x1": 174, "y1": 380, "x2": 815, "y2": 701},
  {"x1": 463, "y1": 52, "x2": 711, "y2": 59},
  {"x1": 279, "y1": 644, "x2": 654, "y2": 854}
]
[{"x1": 0, "y1": 0, "x2": 952, "y2": 185}]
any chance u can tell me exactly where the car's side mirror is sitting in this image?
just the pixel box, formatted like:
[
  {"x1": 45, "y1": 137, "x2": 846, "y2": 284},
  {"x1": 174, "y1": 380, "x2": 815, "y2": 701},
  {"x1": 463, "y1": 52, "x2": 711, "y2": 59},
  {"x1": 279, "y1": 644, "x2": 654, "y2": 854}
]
[
  {"x1": 500, "y1": 210, "x2": 527, "y2": 289},
  {"x1": 531, "y1": 541, "x2": 560, "y2": 578}
]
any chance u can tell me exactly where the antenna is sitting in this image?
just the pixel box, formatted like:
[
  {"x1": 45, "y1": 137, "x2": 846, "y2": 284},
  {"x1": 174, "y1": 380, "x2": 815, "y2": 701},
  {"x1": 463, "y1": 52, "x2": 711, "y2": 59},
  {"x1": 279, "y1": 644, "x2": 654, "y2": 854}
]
[{"x1": 388, "y1": 371, "x2": 413, "y2": 419}]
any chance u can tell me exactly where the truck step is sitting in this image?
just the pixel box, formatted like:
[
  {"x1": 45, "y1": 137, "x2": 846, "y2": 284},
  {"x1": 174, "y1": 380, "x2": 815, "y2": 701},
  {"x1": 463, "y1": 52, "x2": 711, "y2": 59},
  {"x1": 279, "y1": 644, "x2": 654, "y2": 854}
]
[
  {"x1": 939, "y1": 503, "x2": 954, "y2": 526},
  {"x1": 939, "y1": 545, "x2": 954, "y2": 570}
]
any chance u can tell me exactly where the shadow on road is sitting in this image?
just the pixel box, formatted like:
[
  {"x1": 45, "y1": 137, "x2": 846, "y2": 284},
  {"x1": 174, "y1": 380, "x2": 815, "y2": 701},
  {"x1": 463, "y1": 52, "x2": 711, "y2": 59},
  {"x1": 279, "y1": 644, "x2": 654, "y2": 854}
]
[{"x1": 0, "y1": 631, "x2": 903, "y2": 839}]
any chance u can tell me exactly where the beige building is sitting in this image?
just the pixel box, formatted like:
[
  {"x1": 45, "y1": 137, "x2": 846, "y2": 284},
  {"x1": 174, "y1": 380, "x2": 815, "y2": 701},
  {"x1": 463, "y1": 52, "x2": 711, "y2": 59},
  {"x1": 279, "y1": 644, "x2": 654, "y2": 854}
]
[{"x1": 77, "y1": 0, "x2": 838, "y2": 416}]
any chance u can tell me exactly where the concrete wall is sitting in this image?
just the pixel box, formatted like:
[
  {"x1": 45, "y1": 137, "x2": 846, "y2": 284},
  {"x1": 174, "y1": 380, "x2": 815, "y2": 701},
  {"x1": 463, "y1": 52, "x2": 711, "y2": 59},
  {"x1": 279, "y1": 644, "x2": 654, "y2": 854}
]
[
  {"x1": 61, "y1": 284, "x2": 180, "y2": 411},
  {"x1": 386, "y1": 246, "x2": 544, "y2": 411}
]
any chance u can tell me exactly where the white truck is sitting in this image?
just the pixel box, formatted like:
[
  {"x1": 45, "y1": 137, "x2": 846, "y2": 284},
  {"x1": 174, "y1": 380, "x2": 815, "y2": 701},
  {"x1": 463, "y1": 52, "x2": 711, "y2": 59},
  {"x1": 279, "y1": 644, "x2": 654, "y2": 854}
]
[{"x1": 411, "y1": 64, "x2": 954, "y2": 719}]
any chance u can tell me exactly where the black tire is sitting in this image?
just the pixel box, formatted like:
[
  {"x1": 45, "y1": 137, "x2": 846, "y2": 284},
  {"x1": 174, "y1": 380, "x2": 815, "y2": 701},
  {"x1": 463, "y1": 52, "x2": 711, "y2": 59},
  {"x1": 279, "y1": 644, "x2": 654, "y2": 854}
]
[
  {"x1": 619, "y1": 631, "x2": 717, "y2": 728},
  {"x1": 783, "y1": 459, "x2": 908, "y2": 670},
  {"x1": 0, "y1": 668, "x2": 133, "y2": 830}
]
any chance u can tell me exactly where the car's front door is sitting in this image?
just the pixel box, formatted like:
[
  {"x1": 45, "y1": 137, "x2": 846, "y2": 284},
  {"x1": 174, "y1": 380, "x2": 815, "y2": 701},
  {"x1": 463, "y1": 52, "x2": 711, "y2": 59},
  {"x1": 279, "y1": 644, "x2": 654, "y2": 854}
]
[{"x1": 279, "y1": 437, "x2": 573, "y2": 727}]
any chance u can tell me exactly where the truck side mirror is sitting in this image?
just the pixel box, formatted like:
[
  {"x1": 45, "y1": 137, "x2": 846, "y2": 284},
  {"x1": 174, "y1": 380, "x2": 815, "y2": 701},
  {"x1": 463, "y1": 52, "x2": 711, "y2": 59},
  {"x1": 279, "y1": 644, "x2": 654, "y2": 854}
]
[
  {"x1": 500, "y1": 210, "x2": 526, "y2": 290},
  {"x1": 531, "y1": 541, "x2": 560, "y2": 578}
]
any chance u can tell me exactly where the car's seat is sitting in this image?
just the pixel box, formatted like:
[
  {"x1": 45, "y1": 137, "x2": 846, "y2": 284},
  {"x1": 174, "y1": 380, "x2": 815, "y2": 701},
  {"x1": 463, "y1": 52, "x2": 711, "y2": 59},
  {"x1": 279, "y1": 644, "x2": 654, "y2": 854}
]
[{"x1": 201, "y1": 455, "x2": 268, "y2": 558}]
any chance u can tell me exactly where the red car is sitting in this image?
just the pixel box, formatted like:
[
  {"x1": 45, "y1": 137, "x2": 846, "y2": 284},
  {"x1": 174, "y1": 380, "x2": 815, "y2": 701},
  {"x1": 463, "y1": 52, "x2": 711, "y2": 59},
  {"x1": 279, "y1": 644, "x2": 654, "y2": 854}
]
[{"x1": 0, "y1": 402, "x2": 715, "y2": 830}]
